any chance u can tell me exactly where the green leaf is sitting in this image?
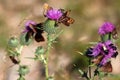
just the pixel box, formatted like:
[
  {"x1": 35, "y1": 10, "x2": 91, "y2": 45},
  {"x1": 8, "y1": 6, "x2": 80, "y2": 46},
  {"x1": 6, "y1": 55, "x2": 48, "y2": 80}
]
[
  {"x1": 89, "y1": 63, "x2": 96, "y2": 67},
  {"x1": 7, "y1": 49, "x2": 20, "y2": 56},
  {"x1": 35, "y1": 46, "x2": 45, "y2": 55},
  {"x1": 17, "y1": 77, "x2": 25, "y2": 80},
  {"x1": 78, "y1": 69, "x2": 84, "y2": 75},
  {"x1": 43, "y1": 19, "x2": 57, "y2": 34},
  {"x1": 18, "y1": 65, "x2": 29, "y2": 76},
  {"x1": 47, "y1": 76, "x2": 54, "y2": 80}
]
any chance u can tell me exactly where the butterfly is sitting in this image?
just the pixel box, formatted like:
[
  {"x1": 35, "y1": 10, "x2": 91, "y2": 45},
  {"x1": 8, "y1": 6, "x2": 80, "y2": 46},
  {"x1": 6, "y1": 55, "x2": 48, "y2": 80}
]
[
  {"x1": 94, "y1": 61, "x2": 112, "y2": 76},
  {"x1": 25, "y1": 23, "x2": 45, "y2": 42},
  {"x1": 58, "y1": 9, "x2": 75, "y2": 26},
  {"x1": 100, "y1": 61, "x2": 112, "y2": 72},
  {"x1": 92, "y1": 55, "x2": 103, "y2": 65},
  {"x1": 112, "y1": 28, "x2": 118, "y2": 39},
  {"x1": 92, "y1": 55, "x2": 112, "y2": 72}
]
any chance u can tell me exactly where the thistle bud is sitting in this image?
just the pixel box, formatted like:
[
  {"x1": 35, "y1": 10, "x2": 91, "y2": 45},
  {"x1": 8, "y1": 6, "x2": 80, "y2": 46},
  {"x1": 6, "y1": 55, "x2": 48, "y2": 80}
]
[
  {"x1": 35, "y1": 46, "x2": 45, "y2": 55},
  {"x1": 18, "y1": 65, "x2": 29, "y2": 76},
  {"x1": 8, "y1": 37, "x2": 19, "y2": 48}
]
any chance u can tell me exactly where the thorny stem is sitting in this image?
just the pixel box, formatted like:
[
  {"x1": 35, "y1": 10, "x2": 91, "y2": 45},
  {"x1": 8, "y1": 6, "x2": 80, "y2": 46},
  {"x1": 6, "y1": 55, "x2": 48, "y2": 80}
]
[
  {"x1": 17, "y1": 45, "x2": 28, "y2": 80},
  {"x1": 45, "y1": 34, "x2": 52, "y2": 80},
  {"x1": 88, "y1": 58, "x2": 91, "y2": 79},
  {"x1": 18, "y1": 45, "x2": 23, "y2": 79},
  {"x1": 45, "y1": 30, "x2": 63, "y2": 80},
  {"x1": 101, "y1": 35, "x2": 105, "y2": 42},
  {"x1": 108, "y1": 32, "x2": 111, "y2": 40},
  {"x1": 17, "y1": 45, "x2": 23, "y2": 64}
]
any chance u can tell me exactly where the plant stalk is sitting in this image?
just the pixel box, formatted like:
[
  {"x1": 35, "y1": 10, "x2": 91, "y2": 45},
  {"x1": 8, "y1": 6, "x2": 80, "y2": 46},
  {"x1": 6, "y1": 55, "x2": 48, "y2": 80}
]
[
  {"x1": 45, "y1": 34, "x2": 52, "y2": 80},
  {"x1": 108, "y1": 32, "x2": 111, "y2": 40},
  {"x1": 88, "y1": 58, "x2": 92, "y2": 79}
]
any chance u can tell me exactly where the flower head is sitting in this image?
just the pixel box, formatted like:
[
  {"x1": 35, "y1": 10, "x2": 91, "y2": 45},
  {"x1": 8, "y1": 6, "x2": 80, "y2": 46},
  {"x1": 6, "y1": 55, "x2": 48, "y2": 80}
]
[
  {"x1": 86, "y1": 40, "x2": 118, "y2": 66},
  {"x1": 46, "y1": 9, "x2": 63, "y2": 20},
  {"x1": 98, "y1": 22, "x2": 115, "y2": 35},
  {"x1": 99, "y1": 40, "x2": 118, "y2": 66}
]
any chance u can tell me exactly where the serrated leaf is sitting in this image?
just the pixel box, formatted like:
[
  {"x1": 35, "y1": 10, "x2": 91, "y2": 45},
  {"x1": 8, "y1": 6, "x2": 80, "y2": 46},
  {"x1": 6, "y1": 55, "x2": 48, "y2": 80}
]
[
  {"x1": 89, "y1": 42, "x2": 98, "y2": 45},
  {"x1": 48, "y1": 76, "x2": 54, "y2": 80},
  {"x1": 78, "y1": 69, "x2": 84, "y2": 75},
  {"x1": 7, "y1": 49, "x2": 20, "y2": 57},
  {"x1": 35, "y1": 46, "x2": 45, "y2": 55},
  {"x1": 18, "y1": 65, "x2": 29, "y2": 76},
  {"x1": 89, "y1": 63, "x2": 96, "y2": 67},
  {"x1": 17, "y1": 76, "x2": 25, "y2": 80}
]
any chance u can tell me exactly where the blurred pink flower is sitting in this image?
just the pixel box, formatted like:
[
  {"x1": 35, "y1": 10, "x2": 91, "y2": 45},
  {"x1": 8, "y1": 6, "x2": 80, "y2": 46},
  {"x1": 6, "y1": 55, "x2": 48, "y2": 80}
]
[
  {"x1": 98, "y1": 22, "x2": 115, "y2": 35},
  {"x1": 46, "y1": 9, "x2": 63, "y2": 20}
]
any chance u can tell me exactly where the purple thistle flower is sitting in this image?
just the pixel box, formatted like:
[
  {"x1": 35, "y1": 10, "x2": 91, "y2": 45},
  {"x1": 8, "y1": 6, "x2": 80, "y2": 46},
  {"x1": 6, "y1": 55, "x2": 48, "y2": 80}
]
[
  {"x1": 98, "y1": 22, "x2": 115, "y2": 35},
  {"x1": 86, "y1": 40, "x2": 118, "y2": 66},
  {"x1": 99, "y1": 40, "x2": 118, "y2": 66},
  {"x1": 46, "y1": 9, "x2": 63, "y2": 20},
  {"x1": 23, "y1": 20, "x2": 37, "y2": 33}
]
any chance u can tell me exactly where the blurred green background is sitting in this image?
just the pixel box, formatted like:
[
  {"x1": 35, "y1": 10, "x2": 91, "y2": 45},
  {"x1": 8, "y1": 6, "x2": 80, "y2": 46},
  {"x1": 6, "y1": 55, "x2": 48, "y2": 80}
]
[{"x1": 1, "y1": 0, "x2": 120, "y2": 80}]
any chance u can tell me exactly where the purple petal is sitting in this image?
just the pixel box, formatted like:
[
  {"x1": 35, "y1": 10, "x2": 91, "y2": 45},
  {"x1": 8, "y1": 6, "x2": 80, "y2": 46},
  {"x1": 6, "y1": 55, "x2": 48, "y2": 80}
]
[
  {"x1": 90, "y1": 42, "x2": 103, "y2": 57},
  {"x1": 46, "y1": 9, "x2": 62, "y2": 20},
  {"x1": 104, "y1": 40, "x2": 112, "y2": 46},
  {"x1": 100, "y1": 56, "x2": 109, "y2": 66}
]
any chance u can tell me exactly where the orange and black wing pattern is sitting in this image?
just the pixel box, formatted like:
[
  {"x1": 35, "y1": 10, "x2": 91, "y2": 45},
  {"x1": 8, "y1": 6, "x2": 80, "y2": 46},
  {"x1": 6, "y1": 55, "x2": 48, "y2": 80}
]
[{"x1": 58, "y1": 10, "x2": 74, "y2": 26}]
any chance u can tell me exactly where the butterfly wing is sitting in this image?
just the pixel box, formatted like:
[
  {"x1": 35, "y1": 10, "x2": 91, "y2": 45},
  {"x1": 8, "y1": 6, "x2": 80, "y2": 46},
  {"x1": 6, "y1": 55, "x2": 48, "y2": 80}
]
[
  {"x1": 25, "y1": 31, "x2": 34, "y2": 42},
  {"x1": 35, "y1": 32, "x2": 44, "y2": 42},
  {"x1": 101, "y1": 61, "x2": 112, "y2": 72},
  {"x1": 35, "y1": 23, "x2": 44, "y2": 42},
  {"x1": 58, "y1": 10, "x2": 74, "y2": 26}
]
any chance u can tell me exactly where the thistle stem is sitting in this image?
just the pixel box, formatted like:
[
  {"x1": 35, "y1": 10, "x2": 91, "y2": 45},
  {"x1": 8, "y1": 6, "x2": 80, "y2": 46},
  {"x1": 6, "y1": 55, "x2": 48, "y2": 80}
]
[
  {"x1": 88, "y1": 58, "x2": 91, "y2": 79},
  {"x1": 45, "y1": 34, "x2": 52, "y2": 80},
  {"x1": 45, "y1": 31, "x2": 63, "y2": 80},
  {"x1": 18, "y1": 45, "x2": 23, "y2": 64},
  {"x1": 108, "y1": 32, "x2": 112, "y2": 40},
  {"x1": 101, "y1": 35, "x2": 105, "y2": 42},
  {"x1": 45, "y1": 48, "x2": 50, "y2": 80}
]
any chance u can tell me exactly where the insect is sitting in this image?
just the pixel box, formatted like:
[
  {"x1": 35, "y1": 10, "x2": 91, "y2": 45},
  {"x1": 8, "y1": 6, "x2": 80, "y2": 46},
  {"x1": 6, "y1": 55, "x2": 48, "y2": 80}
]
[
  {"x1": 43, "y1": 3, "x2": 75, "y2": 26},
  {"x1": 9, "y1": 56, "x2": 19, "y2": 64},
  {"x1": 92, "y1": 55, "x2": 112, "y2": 72},
  {"x1": 101, "y1": 61, "x2": 112, "y2": 72},
  {"x1": 58, "y1": 10, "x2": 75, "y2": 26},
  {"x1": 43, "y1": 3, "x2": 53, "y2": 17},
  {"x1": 92, "y1": 55, "x2": 103, "y2": 65},
  {"x1": 25, "y1": 23, "x2": 45, "y2": 42},
  {"x1": 112, "y1": 28, "x2": 118, "y2": 39}
]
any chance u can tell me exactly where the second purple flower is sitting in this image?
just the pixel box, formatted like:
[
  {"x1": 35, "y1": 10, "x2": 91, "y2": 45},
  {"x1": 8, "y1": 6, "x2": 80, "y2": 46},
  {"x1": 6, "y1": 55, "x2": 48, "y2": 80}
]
[{"x1": 98, "y1": 22, "x2": 115, "y2": 35}]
